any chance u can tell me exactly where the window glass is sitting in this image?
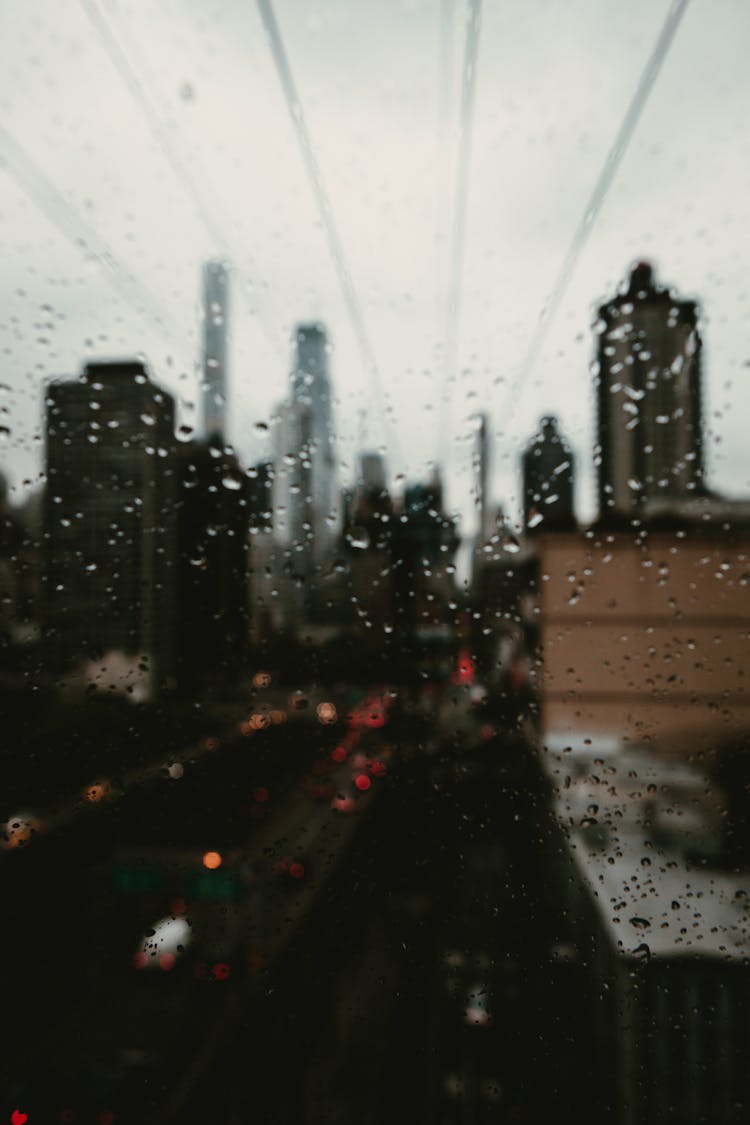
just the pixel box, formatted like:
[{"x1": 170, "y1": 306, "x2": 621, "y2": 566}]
[{"x1": 1, "y1": 2, "x2": 748, "y2": 1122}]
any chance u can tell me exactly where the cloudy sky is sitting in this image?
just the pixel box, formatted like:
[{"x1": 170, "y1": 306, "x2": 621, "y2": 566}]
[{"x1": 1, "y1": 0, "x2": 749, "y2": 534}]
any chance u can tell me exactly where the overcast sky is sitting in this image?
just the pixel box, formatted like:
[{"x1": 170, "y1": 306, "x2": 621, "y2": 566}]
[{"x1": 1, "y1": 0, "x2": 749, "y2": 533}]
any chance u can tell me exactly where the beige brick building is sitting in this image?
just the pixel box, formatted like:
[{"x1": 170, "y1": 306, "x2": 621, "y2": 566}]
[{"x1": 536, "y1": 517, "x2": 750, "y2": 756}]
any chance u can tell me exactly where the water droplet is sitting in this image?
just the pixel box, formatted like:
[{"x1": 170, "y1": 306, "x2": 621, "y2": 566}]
[{"x1": 346, "y1": 528, "x2": 370, "y2": 550}]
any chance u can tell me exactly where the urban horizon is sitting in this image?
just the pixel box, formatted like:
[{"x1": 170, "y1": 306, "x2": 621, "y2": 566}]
[{"x1": 2, "y1": 3, "x2": 749, "y2": 1122}]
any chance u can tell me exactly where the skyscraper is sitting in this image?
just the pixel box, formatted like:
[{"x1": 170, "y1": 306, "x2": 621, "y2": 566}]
[
  {"x1": 272, "y1": 398, "x2": 313, "y2": 561},
  {"x1": 522, "y1": 416, "x2": 575, "y2": 532},
  {"x1": 202, "y1": 260, "x2": 229, "y2": 441},
  {"x1": 175, "y1": 440, "x2": 248, "y2": 693},
  {"x1": 43, "y1": 360, "x2": 177, "y2": 694},
  {"x1": 595, "y1": 262, "x2": 704, "y2": 521},
  {"x1": 290, "y1": 322, "x2": 336, "y2": 563},
  {"x1": 391, "y1": 470, "x2": 459, "y2": 644},
  {"x1": 359, "y1": 451, "x2": 387, "y2": 496},
  {"x1": 269, "y1": 398, "x2": 314, "y2": 628},
  {"x1": 345, "y1": 451, "x2": 392, "y2": 554},
  {"x1": 472, "y1": 412, "x2": 490, "y2": 545}
]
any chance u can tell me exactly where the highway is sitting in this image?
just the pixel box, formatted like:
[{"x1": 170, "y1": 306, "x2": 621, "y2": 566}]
[
  {"x1": 0, "y1": 685, "x2": 423, "y2": 1121},
  {"x1": 0, "y1": 678, "x2": 587, "y2": 1124}
]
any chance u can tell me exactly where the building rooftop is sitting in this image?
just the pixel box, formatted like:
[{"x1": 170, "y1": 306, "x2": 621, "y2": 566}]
[
  {"x1": 83, "y1": 359, "x2": 149, "y2": 381},
  {"x1": 538, "y1": 735, "x2": 749, "y2": 961}
]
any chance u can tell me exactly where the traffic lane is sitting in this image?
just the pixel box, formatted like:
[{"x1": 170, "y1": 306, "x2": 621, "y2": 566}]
[
  {"x1": 163, "y1": 720, "x2": 401, "y2": 1120},
  {"x1": 0, "y1": 682, "x2": 360, "y2": 858},
  {"x1": 0, "y1": 723, "x2": 341, "y2": 1114},
  {"x1": 12, "y1": 707, "x2": 399, "y2": 1118}
]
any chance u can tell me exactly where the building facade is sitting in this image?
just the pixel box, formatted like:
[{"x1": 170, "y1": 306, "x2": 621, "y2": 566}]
[
  {"x1": 522, "y1": 415, "x2": 575, "y2": 532},
  {"x1": 175, "y1": 439, "x2": 249, "y2": 693},
  {"x1": 535, "y1": 520, "x2": 750, "y2": 754},
  {"x1": 43, "y1": 360, "x2": 177, "y2": 694}
]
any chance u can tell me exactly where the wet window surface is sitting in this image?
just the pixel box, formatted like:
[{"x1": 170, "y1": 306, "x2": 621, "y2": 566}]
[{"x1": 0, "y1": 2, "x2": 749, "y2": 1122}]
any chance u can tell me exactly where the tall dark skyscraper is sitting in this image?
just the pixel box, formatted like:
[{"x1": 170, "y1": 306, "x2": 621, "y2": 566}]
[
  {"x1": 175, "y1": 441, "x2": 248, "y2": 694},
  {"x1": 522, "y1": 415, "x2": 575, "y2": 532},
  {"x1": 43, "y1": 360, "x2": 177, "y2": 693},
  {"x1": 346, "y1": 451, "x2": 392, "y2": 551},
  {"x1": 358, "y1": 451, "x2": 387, "y2": 496},
  {"x1": 202, "y1": 260, "x2": 229, "y2": 441},
  {"x1": 596, "y1": 262, "x2": 704, "y2": 520}
]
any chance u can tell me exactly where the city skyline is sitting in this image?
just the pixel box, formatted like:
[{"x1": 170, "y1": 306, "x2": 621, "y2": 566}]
[
  {"x1": 1, "y1": 7, "x2": 749, "y2": 1119},
  {"x1": 1, "y1": 1, "x2": 749, "y2": 530},
  {"x1": 23, "y1": 255, "x2": 741, "y2": 537}
]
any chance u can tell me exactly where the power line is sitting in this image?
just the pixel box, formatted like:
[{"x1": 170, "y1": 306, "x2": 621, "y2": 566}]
[
  {"x1": 434, "y1": 0, "x2": 455, "y2": 333},
  {"x1": 499, "y1": 0, "x2": 690, "y2": 431},
  {"x1": 0, "y1": 121, "x2": 186, "y2": 350},
  {"x1": 256, "y1": 0, "x2": 401, "y2": 466},
  {"x1": 437, "y1": 0, "x2": 482, "y2": 462},
  {"x1": 81, "y1": 0, "x2": 227, "y2": 253},
  {"x1": 80, "y1": 0, "x2": 284, "y2": 361}
]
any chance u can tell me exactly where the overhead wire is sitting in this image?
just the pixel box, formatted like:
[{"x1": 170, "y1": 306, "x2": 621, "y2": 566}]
[
  {"x1": 256, "y1": 0, "x2": 402, "y2": 468},
  {"x1": 498, "y1": 0, "x2": 690, "y2": 431},
  {"x1": 434, "y1": 0, "x2": 455, "y2": 335},
  {"x1": 0, "y1": 121, "x2": 186, "y2": 353},
  {"x1": 81, "y1": 0, "x2": 226, "y2": 254},
  {"x1": 436, "y1": 0, "x2": 482, "y2": 464},
  {"x1": 80, "y1": 0, "x2": 284, "y2": 361}
]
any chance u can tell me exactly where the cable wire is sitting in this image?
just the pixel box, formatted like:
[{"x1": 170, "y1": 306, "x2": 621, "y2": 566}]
[
  {"x1": 256, "y1": 0, "x2": 402, "y2": 466},
  {"x1": 0, "y1": 121, "x2": 186, "y2": 351},
  {"x1": 82, "y1": 0, "x2": 227, "y2": 252},
  {"x1": 499, "y1": 0, "x2": 690, "y2": 430},
  {"x1": 434, "y1": 0, "x2": 455, "y2": 331},
  {"x1": 81, "y1": 0, "x2": 284, "y2": 361},
  {"x1": 437, "y1": 0, "x2": 482, "y2": 461}
]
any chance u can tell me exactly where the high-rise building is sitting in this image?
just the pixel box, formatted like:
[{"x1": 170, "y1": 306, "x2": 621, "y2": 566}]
[
  {"x1": 175, "y1": 439, "x2": 248, "y2": 693},
  {"x1": 392, "y1": 470, "x2": 459, "y2": 638},
  {"x1": 202, "y1": 260, "x2": 229, "y2": 441},
  {"x1": 43, "y1": 360, "x2": 177, "y2": 694},
  {"x1": 596, "y1": 262, "x2": 704, "y2": 521},
  {"x1": 247, "y1": 460, "x2": 276, "y2": 647},
  {"x1": 359, "y1": 451, "x2": 387, "y2": 495},
  {"x1": 268, "y1": 399, "x2": 313, "y2": 627},
  {"x1": 290, "y1": 322, "x2": 336, "y2": 562},
  {"x1": 267, "y1": 322, "x2": 338, "y2": 628},
  {"x1": 345, "y1": 451, "x2": 392, "y2": 553},
  {"x1": 340, "y1": 451, "x2": 395, "y2": 648},
  {"x1": 248, "y1": 461, "x2": 274, "y2": 532},
  {"x1": 271, "y1": 399, "x2": 313, "y2": 562},
  {"x1": 522, "y1": 415, "x2": 575, "y2": 532},
  {"x1": 472, "y1": 412, "x2": 490, "y2": 545}
]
